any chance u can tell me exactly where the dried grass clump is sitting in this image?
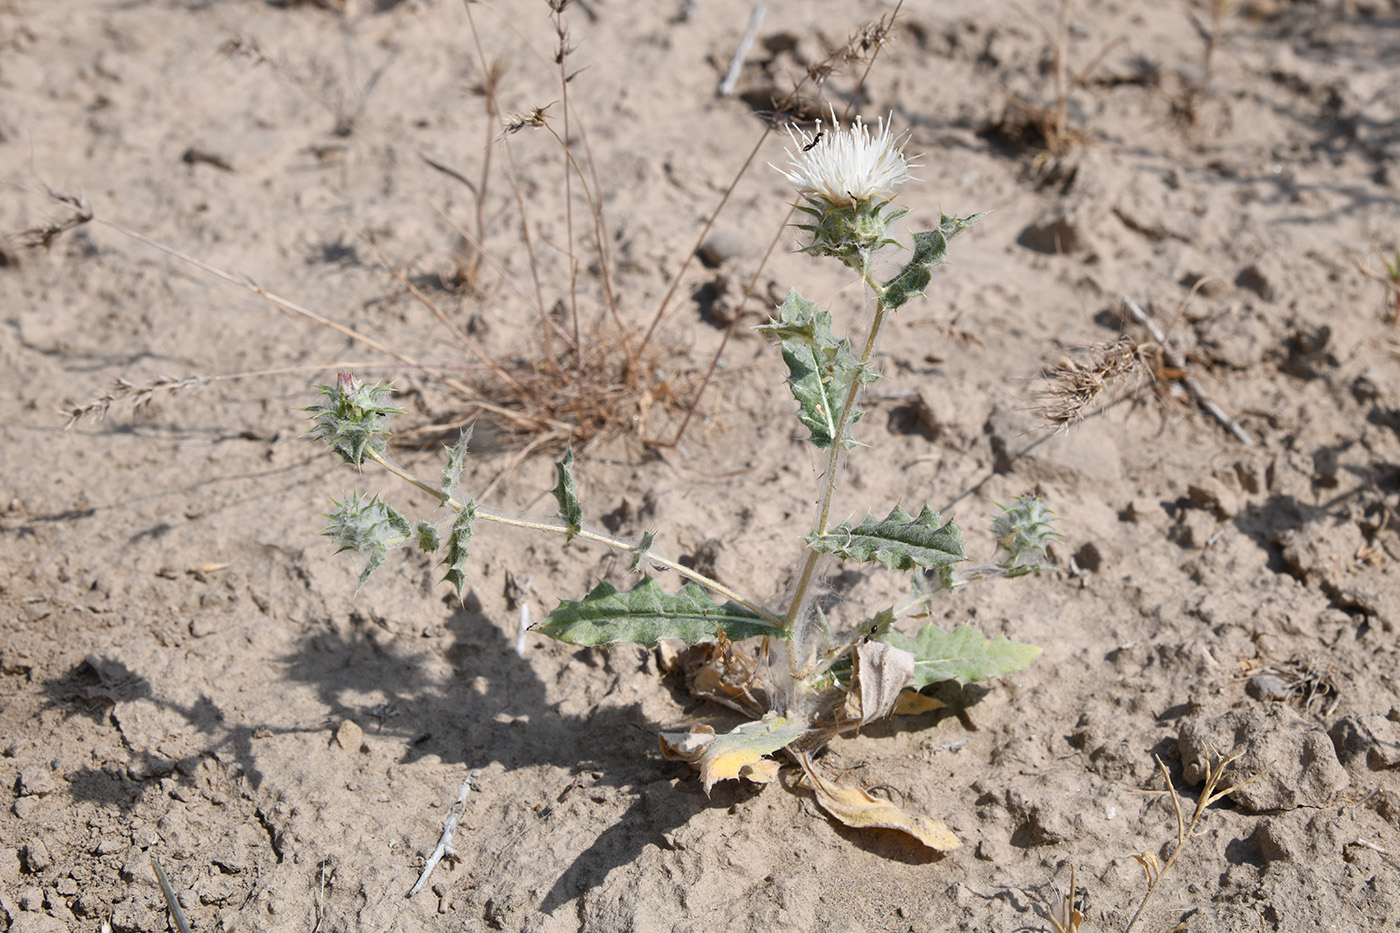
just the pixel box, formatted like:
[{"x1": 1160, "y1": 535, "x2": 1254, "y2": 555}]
[{"x1": 1038, "y1": 336, "x2": 1150, "y2": 429}]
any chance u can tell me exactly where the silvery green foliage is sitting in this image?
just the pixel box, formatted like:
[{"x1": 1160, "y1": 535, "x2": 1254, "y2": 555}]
[
  {"x1": 757, "y1": 289, "x2": 875, "y2": 450},
  {"x1": 303, "y1": 371, "x2": 402, "y2": 467},
  {"x1": 993, "y1": 495, "x2": 1062, "y2": 576},
  {"x1": 307, "y1": 110, "x2": 1056, "y2": 840},
  {"x1": 806, "y1": 505, "x2": 965, "y2": 572}
]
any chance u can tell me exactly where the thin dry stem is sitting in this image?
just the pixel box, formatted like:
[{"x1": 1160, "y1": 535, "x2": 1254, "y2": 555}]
[
  {"x1": 646, "y1": 3, "x2": 904, "y2": 447},
  {"x1": 1124, "y1": 749, "x2": 1267, "y2": 933}
]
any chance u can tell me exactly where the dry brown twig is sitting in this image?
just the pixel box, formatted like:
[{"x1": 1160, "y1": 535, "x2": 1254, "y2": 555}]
[
  {"x1": 19, "y1": 1, "x2": 914, "y2": 461},
  {"x1": 1046, "y1": 861, "x2": 1085, "y2": 933},
  {"x1": 1124, "y1": 749, "x2": 1267, "y2": 933},
  {"x1": 1176, "y1": 0, "x2": 1231, "y2": 125},
  {"x1": 1122, "y1": 295, "x2": 1255, "y2": 446}
]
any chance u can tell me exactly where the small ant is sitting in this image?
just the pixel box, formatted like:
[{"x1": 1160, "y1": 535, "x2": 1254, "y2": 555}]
[{"x1": 803, "y1": 130, "x2": 823, "y2": 152}]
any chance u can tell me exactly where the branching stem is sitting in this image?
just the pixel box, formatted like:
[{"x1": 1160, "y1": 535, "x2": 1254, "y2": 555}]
[{"x1": 363, "y1": 448, "x2": 778, "y2": 623}]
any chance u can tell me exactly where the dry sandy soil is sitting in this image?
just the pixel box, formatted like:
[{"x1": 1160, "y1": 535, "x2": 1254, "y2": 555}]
[{"x1": 3, "y1": 0, "x2": 1400, "y2": 930}]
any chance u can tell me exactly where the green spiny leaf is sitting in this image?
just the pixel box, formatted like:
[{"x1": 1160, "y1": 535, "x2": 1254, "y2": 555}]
[
  {"x1": 415, "y1": 521, "x2": 441, "y2": 553},
  {"x1": 441, "y1": 425, "x2": 474, "y2": 500},
  {"x1": 880, "y1": 622, "x2": 1041, "y2": 688},
  {"x1": 303, "y1": 372, "x2": 403, "y2": 467},
  {"x1": 442, "y1": 502, "x2": 478, "y2": 598},
  {"x1": 857, "y1": 607, "x2": 897, "y2": 640},
  {"x1": 992, "y1": 494, "x2": 1061, "y2": 576},
  {"x1": 757, "y1": 289, "x2": 873, "y2": 450},
  {"x1": 537, "y1": 578, "x2": 787, "y2": 648},
  {"x1": 880, "y1": 212, "x2": 985, "y2": 310},
  {"x1": 321, "y1": 491, "x2": 412, "y2": 591},
  {"x1": 627, "y1": 530, "x2": 657, "y2": 574},
  {"x1": 806, "y1": 505, "x2": 965, "y2": 572},
  {"x1": 552, "y1": 445, "x2": 583, "y2": 542}
]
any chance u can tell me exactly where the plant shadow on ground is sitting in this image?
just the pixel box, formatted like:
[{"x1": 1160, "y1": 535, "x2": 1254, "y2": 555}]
[{"x1": 39, "y1": 570, "x2": 977, "y2": 902}]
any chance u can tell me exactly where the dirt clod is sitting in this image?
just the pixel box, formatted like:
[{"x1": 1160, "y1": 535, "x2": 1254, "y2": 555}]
[{"x1": 1178, "y1": 706, "x2": 1349, "y2": 812}]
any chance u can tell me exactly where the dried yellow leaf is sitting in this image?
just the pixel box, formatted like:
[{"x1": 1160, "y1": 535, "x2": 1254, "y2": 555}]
[
  {"x1": 659, "y1": 715, "x2": 803, "y2": 793},
  {"x1": 1132, "y1": 851, "x2": 1161, "y2": 884},
  {"x1": 847, "y1": 639, "x2": 915, "y2": 726},
  {"x1": 795, "y1": 751, "x2": 959, "y2": 852},
  {"x1": 893, "y1": 690, "x2": 946, "y2": 716}
]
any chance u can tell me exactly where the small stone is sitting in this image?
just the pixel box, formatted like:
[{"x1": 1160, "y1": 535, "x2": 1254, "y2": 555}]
[
  {"x1": 73, "y1": 892, "x2": 105, "y2": 917},
  {"x1": 12, "y1": 796, "x2": 43, "y2": 820},
  {"x1": 1235, "y1": 263, "x2": 1276, "y2": 301},
  {"x1": 110, "y1": 900, "x2": 162, "y2": 933},
  {"x1": 1123, "y1": 497, "x2": 1161, "y2": 524},
  {"x1": 1018, "y1": 213, "x2": 1091, "y2": 256},
  {"x1": 16, "y1": 766, "x2": 57, "y2": 797},
  {"x1": 1186, "y1": 479, "x2": 1239, "y2": 519},
  {"x1": 8, "y1": 913, "x2": 69, "y2": 930},
  {"x1": 17, "y1": 886, "x2": 43, "y2": 910},
  {"x1": 1003, "y1": 787, "x2": 1077, "y2": 845},
  {"x1": 334, "y1": 719, "x2": 364, "y2": 752},
  {"x1": 198, "y1": 876, "x2": 238, "y2": 906},
  {"x1": 54, "y1": 877, "x2": 77, "y2": 897},
  {"x1": 21, "y1": 838, "x2": 52, "y2": 873},
  {"x1": 189, "y1": 615, "x2": 220, "y2": 638},
  {"x1": 0, "y1": 846, "x2": 19, "y2": 881},
  {"x1": 94, "y1": 837, "x2": 124, "y2": 856},
  {"x1": 1172, "y1": 509, "x2": 1219, "y2": 550},
  {"x1": 1247, "y1": 674, "x2": 1291, "y2": 701},
  {"x1": 696, "y1": 231, "x2": 755, "y2": 268},
  {"x1": 1254, "y1": 816, "x2": 1302, "y2": 861},
  {"x1": 8, "y1": 915, "x2": 70, "y2": 933}
]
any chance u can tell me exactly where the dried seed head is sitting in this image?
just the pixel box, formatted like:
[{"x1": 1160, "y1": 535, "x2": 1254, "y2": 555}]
[{"x1": 1038, "y1": 337, "x2": 1148, "y2": 428}]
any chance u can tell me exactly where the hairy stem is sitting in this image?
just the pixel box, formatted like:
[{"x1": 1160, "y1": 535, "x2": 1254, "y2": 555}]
[
  {"x1": 781, "y1": 296, "x2": 892, "y2": 698},
  {"x1": 363, "y1": 448, "x2": 777, "y2": 623}
]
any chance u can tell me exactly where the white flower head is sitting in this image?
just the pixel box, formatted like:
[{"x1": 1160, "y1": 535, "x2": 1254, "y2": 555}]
[{"x1": 775, "y1": 106, "x2": 919, "y2": 208}]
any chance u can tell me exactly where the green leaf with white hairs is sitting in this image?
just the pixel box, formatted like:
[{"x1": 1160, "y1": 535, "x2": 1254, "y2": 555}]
[
  {"x1": 303, "y1": 375, "x2": 403, "y2": 467},
  {"x1": 628, "y1": 530, "x2": 657, "y2": 574},
  {"x1": 441, "y1": 425, "x2": 474, "y2": 500},
  {"x1": 757, "y1": 289, "x2": 875, "y2": 451},
  {"x1": 415, "y1": 521, "x2": 441, "y2": 553},
  {"x1": 537, "y1": 578, "x2": 787, "y2": 647},
  {"x1": 322, "y1": 492, "x2": 412, "y2": 591},
  {"x1": 806, "y1": 505, "x2": 965, "y2": 572},
  {"x1": 880, "y1": 622, "x2": 1041, "y2": 688},
  {"x1": 880, "y1": 212, "x2": 986, "y2": 310},
  {"x1": 441, "y1": 502, "x2": 477, "y2": 598},
  {"x1": 992, "y1": 494, "x2": 1061, "y2": 576},
  {"x1": 552, "y1": 445, "x2": 583, "y2": 542}
]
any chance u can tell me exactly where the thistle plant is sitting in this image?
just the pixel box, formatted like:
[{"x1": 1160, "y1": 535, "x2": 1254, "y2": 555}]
[{"x1": 308, "y1": 111, "x2": 1055, "y2": 851}]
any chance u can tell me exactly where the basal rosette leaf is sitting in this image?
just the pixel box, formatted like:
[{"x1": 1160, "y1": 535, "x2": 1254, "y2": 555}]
[
  {"x1": 660, "y1": 715, "x2": 806, "y2": 794},
  {"x1": 538, "y1": 578, "x2": 788, "y2": 648},
  {"x1": 806, "y1": 505, "x2": 965, "y2": 572},
  {"x1": 757, "y1": 289, "x2": 874, "y2": 451},
  {"x1": 880, "y1": 622, "x2": 1041, "y2": 689}
]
